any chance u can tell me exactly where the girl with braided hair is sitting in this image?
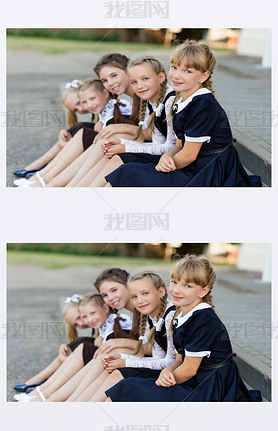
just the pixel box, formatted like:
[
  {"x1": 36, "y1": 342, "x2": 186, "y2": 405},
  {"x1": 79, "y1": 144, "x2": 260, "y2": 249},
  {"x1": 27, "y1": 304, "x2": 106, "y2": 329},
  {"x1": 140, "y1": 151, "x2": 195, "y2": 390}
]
[
  {"x1": 105, "y1": 40, "x2": 262, "y2": 187},
  {"x1": 86, "y1": 56, "x2": 177, "y2": 187},
  {"x1": 105, "y1": 255, "x2": 262, "y2": 402},
  {"x1": 72, "y1": 271, "x2": 176, "y2": 402}
]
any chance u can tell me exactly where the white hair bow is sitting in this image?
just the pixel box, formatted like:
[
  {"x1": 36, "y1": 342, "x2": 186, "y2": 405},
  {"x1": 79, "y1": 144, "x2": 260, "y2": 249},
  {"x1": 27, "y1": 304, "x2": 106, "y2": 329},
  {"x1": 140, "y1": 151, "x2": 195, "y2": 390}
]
[
  {"x1": 64, "y1": 79, "x2": 79, "y2": 89},
  {"x1": 138, "y1": 120, "x2": 144, "y2": 126},
  {"x1": 65, "y1": 294, "x2": 79, "y2": 304},
  {"x1": 154, "y1": 317, "x2": 164, "y2": 332}
]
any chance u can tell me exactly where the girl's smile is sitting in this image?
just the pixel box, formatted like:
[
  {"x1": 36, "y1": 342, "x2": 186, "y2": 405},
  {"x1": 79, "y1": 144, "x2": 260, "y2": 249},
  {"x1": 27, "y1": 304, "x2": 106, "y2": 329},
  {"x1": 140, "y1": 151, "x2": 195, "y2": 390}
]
[
  {"x1": 79, "y1": 303, "x2": 109, "y2": 328},
  {"x1": 169, "y1": 62, "x2": 210, "y2": 100},
  {"x1": 169, "y1": 274, "x2": 210, "y2": 314},
  {"x1": 79, "y1": 88, "x2": 109, "y2": 114},
  {"x1": 99, "y1": 280, "x2": 133, "y2": 311},
  {"x1": 129, "y1": 279, "x2": 165, "y2": 318},
  {"x1": 128, "y1": 64, "x2": 165, "y2": 103},
  {"x1": 98, "y1": 66, "x2": 132, "y2": 96}
]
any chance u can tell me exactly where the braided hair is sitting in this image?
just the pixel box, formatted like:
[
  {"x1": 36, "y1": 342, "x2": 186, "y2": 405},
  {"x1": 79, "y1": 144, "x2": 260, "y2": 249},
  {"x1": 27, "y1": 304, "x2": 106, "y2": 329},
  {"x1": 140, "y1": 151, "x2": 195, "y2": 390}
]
[
  {"x1": 128, "y1": 271, "x2": 168, "y2": 355},
  {"x1": 128, "y1": 57, "x2": 168, "y2": 140}
]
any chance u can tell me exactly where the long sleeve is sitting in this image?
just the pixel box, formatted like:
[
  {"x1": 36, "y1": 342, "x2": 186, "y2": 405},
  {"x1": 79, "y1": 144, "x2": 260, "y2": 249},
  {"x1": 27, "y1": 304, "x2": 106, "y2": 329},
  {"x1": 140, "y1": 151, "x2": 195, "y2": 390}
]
[
  {"x1": 122, "y1": 96, "x2": 176, "y2": 155},
  {"x1": 120, "y1": 310, "x2": 176, "y2": 370}
]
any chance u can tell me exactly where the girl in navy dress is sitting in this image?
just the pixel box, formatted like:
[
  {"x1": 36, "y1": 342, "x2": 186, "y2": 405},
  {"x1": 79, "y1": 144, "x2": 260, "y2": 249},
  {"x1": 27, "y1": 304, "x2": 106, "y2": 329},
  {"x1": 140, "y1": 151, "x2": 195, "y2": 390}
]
[
  {"x1": 85, "y1": 56, "x2": 177, "y2": 187},
  {"x1": 105, "y1": 255, "x2": 262, "y2": 402},
  {"x1": 105, "y1": 40, "x2": 262, "y2": 187},
  {"x1": 67, "y1": 271, "x2": 176, "y2": 401}
]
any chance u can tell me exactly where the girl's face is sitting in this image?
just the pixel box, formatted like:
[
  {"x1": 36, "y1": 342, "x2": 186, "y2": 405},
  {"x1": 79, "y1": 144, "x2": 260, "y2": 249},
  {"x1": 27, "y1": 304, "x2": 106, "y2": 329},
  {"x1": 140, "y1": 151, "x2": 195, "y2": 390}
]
[
  {"x1": 129, "y1": 279, "x2": 165, "y2": 318},
  {"x1": 169, "y1": 61, "x2": 210, "y2": 99},
  {"x1": 99, "y1": 280, "x2": 132, "y2": 311},
  {"x1": 64, "y1": 92, "x2": 86, "y2": 114},
  {"x1": 128, "y1": 64, "x2": 165, "y2": 103},
  {"x1": 79, "y1": 303, "x2": 109, "y2": 328},
  {"x1": 169, "y1": 273, "x2": 210, "y2": 314},
  {"x1": 64, "y1": 307, "x2": 88, "y2": 329},
  {"x1": 78, "y1": 88, "x2": 109, "y2": 114},
  {"x1": 98, "y1": 66, "x2": 132, "y2": 96}
]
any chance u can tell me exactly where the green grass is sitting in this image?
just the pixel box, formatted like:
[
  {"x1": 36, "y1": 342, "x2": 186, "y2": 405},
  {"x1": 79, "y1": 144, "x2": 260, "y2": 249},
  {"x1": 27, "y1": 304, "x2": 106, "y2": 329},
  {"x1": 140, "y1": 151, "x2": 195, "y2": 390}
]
[
  {"x1": 6, "y1": 35, "x2": 173, "y2": 55},
  {"x1": 7, "y1": 250, "x2": 172, "y2": 269}
]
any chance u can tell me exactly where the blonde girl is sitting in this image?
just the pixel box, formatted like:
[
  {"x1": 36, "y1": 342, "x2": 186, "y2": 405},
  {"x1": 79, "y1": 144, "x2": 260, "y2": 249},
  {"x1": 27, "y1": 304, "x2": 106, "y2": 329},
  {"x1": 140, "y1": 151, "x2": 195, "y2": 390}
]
[
  {"x1": 105, "y1": 40, "x2": 262, "y2": 187},
  {"x1": 13, "y1": 80, "x2": 93, "y2": 178},
  {"x1": 14, "y1": 294, "x2": 88, "y2": 394},
  {"x1": 66, "y1": 272, "x2": 176, "y2": 402},
  {"x1": 105, "y1": 255, "x2": 262, "y2": 402},
  {"x1": 88, "y1": 56, "x2": 177, "y2": 187}
]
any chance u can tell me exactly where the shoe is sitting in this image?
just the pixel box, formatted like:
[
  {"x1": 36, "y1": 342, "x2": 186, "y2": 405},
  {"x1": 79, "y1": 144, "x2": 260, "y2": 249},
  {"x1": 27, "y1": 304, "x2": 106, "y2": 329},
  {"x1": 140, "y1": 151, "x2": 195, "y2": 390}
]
[
  {"x1": 14, "y1": 380, "x2": 46, "y2": 392},
  {"x1": 13, "y1": 165, "x2": 46, "y2": 178},
  {"x1": 13, "y1": 178, "x2": 37, "y2": 186},
  {"x1": 26, "y1": 386, "x2": 37, "y2": 393},
  {"x1": 14, "y1": 393, "x2": 37, "y2": 401}
]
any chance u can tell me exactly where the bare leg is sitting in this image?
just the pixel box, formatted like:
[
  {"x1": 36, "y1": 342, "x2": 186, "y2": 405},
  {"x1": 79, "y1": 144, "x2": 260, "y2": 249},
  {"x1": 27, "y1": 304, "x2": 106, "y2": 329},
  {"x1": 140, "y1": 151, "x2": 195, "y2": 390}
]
[
  {"x1": 25, "y1": 141, "x2": 66, "y2": 171},
  {"x1": 89, "y1": 369, "x2": 123, "y2": 402},
  {"x1": 28, "y1": 344, "x2": 85, "y2": 401},
  {"x1": 67, "y1": 370, "x2": 109, "y2": 402},
  {"x1": 45, "y1": 150, "x2": 89, "y2": 187},
  {"x1": 105, "y1": 397, "x2": 112, "y2": 402},
  {"x1": 72, "y1": 156, "x2": 109, "y2": 187},
  {"x1": 28, "y1": 130, "x2": 85, "y2": 186},
  {"x1": 24, "y1": 357, "x2": 62, "y2": 385},
  {"x1": 89, "y1": 155, "x2": 123, "y2": 187}
]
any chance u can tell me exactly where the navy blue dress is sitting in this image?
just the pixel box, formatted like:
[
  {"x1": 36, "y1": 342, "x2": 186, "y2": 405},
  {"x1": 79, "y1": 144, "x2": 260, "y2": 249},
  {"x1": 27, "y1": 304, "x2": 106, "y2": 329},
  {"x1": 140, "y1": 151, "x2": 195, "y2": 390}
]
[
  {"x1": 106, "y1": 89, "x2": 262, "y2": 187},
  {"x1": 106, "y1": 304, "x2": 262, "y2": 402}
]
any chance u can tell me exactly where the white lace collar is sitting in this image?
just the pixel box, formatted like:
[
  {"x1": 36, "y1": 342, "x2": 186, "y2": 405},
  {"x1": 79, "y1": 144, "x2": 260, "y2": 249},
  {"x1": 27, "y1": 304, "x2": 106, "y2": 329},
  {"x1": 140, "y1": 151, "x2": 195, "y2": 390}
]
[
  {"x1": 174, "y1": 302, "x2": 211, "y2": 328},
  {"x1": 175, "y1": 88, "x2": 211, "y2": 114},
  {"x1": 148, "y1": 299, "x2": 174, "y2": 332},
  {"x1": 148, "y1": 84, "x2": 174, "y2": 117}
]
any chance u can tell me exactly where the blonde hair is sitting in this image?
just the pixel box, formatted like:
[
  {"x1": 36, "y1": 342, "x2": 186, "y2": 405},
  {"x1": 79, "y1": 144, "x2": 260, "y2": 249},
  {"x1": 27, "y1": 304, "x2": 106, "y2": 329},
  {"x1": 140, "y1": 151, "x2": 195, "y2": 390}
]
[
  {"x1": 169, "y1": 40, "x2": 216, "y2": 119},
  {"x1": 128, "y1": 271, "x2": 168, "y2": 355},
  {"x1": 170, "y1": 254, "x2": 216, "y2": 333},
  {"x1": 79, "y1": 293, "x2": 110, "y2": 338},
  {"x1": 128, "y1": 57, "x2": 168, "y2": 140},
  {"x1": 62, "y1": 81, "x2": 83, "y2": 128},
  {"x1": 63, "y1": 294, "x2": 83, "y2": 343}
]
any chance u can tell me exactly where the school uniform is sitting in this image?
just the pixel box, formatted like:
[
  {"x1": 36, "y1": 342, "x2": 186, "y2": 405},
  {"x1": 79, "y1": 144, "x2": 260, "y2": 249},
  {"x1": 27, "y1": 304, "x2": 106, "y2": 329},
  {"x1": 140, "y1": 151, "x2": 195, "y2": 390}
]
[
  {"x1": 106, "y1": 303, "x2": 262, "y2": 402},
  {"x1": 81, "y1": 312, "x2": 132, "y2": 365},
  {"x1": 116, "y1": 301, "x2": 176, "y2": 381},
  {"x1": 105, "y1": 88, "x2": 176, "y2": 182},
  {"x1": 69, "y1": 99, "x2": 132, "y2": 151},
  {"x1": 105, "y1": 88, "x2": 262, "y2": 187}
]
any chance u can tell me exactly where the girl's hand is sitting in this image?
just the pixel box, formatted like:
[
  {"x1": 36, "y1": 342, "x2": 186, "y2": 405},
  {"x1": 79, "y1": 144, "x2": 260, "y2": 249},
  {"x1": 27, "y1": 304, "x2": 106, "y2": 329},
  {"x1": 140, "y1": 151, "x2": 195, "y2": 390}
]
[
  {"x1": 155, "y1": 368, "x2": 176, "y2": 387},
  {"x1": 58, "y1": 129, "x2": 71, "y2": 142},
  {"x1": 94, "y1": 336, "x2": 104, "y2": 347},
  {"x1": 93, "y1": 339, "x2": 119, "y2": 359},
  {"x1": 102, "y1": 138, "x2": 125, "y2": 157},
  {"x1": 155, "y1": 154, "x2": 176, "y2": 172},
  {"x1": 94, "y1": 121, "x2": 103, "y2": 133},
  {"x1": 93, "y1": 124, "x2": 119, "y2": 144},
  {"x1": 58, "y1": 344, "x2": 71, "y2": 357},
  {"x1": 102, "y1": 354, "x2": 125, "y2": 371}
]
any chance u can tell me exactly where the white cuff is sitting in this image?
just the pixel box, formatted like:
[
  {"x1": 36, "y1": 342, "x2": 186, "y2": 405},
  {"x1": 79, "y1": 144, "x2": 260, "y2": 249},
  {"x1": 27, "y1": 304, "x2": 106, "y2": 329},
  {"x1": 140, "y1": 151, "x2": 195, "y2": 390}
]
[
  {"x1": 185, "y1": 135, "x2": 211, "y2": 143},
  {"x1": 185, "y1": 349, "x2": 211, "y2": 357}
]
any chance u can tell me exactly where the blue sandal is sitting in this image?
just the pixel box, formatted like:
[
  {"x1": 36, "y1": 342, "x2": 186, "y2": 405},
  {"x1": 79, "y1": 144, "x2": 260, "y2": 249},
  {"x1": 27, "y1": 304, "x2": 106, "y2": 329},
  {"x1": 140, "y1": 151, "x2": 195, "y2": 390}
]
[{"x1": 13, "y1": 165, "x2": 46, "y2": 178}]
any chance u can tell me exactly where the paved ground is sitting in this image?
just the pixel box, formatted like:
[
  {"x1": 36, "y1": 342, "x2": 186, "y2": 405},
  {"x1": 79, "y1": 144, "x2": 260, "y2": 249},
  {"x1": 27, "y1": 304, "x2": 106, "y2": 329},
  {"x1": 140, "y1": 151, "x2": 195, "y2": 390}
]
[
  {"x1": 6, "y1": 262, "x2": 271, "y2": 401},
  {"x1": 6, "y1": 48, "x2": 271, "y2": 186}
]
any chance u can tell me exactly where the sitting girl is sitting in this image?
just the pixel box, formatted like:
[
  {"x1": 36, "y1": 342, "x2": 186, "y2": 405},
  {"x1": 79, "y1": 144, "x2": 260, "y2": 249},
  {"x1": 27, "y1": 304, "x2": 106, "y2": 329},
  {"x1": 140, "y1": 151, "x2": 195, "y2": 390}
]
[
  {"x1": 16, "y1": 78, "x2": 132, "y2": 187},
  {"x1": 105, "y1": 255, "x2": 262, "y2": 402},
  {"x1": 13, "y1": 80, "x2": 92, "y2": 178},
  {"x1": 17, "y1": 268, "x2": 138, "y2": 401},
  {"x1": 83, "y1": 56, "x2": 177, "y2": 187},
  {"x1": 16, "y1": 292, "x2": 132, "y2": 402},
  {"x1": 14, "y1": 294, "x2": 90, "y2": 394},
  {"x1": 104, "y1": 40, "x2": 262, "y2": 187}
]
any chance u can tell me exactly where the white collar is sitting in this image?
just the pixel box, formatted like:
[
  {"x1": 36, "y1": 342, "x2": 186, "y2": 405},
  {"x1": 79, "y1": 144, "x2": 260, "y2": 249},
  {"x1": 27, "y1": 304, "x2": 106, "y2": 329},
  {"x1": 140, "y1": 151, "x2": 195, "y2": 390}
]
[
  {"x1": 175, "y1": 88, "x2": 211, "y2": 113},
  {"x1": 148, "y1": 84, "x2": 173, "y2": 110},
  {"x1": 175, "y1": 302, "x2": 211, "y2": 328}
]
